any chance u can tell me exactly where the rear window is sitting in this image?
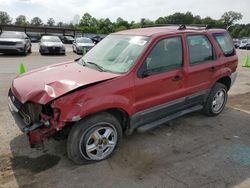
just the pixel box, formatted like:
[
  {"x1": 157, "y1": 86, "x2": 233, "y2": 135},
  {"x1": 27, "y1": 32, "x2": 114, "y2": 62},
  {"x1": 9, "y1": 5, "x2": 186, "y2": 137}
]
[{"x1": 213, "y1": 33, "x2": 235, "y2": 57}]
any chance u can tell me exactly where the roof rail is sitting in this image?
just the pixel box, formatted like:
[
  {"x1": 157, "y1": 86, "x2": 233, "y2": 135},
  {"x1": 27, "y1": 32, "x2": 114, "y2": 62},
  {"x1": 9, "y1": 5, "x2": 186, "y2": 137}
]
[{"x1": 142, "y1": 24, "x2": 210, "y2": 30}]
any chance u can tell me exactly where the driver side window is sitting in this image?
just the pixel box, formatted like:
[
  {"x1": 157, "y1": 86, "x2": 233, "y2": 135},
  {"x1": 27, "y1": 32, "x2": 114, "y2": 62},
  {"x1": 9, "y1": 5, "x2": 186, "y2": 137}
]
[{"x1": 145, "y1": 36, "x2": 183, "y2": 74}]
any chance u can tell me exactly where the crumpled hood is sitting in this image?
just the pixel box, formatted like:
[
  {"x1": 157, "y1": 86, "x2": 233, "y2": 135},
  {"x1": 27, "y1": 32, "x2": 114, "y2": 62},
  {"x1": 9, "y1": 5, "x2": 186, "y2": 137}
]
[{"x1": 12, "y1": 61, "x2": 120, "y2": 104}]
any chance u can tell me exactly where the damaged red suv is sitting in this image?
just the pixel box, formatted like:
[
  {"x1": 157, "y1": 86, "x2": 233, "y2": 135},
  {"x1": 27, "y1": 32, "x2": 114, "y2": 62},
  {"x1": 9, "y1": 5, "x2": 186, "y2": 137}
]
[{"x1": 8, "y1": 25, "x2": 237, "y2": 164}]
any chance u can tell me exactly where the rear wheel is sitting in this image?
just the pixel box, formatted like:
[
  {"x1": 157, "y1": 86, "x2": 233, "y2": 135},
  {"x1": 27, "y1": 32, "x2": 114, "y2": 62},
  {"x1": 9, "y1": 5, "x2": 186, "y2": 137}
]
[
  {"x1": 203, "y1": 83, "x2": 228, "y2": 116},
  {"x1": 67, "y1": 112, "x2": 122, "y2": 165}
]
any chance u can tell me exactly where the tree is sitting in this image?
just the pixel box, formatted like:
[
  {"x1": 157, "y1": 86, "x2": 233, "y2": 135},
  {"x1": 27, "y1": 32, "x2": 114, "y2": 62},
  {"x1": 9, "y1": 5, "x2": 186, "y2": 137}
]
[
  {"x1": 155, "y1": 17, "x2": 166, "y2": 24},
  {"x1": 15, "y1": 15, "x2": 27, "y2": 25},
  {"x1": 30, "y1": 17, "x2": 43, "y2": 26},
  {"x1": 98, "y1": 18, "x2": 113, "y2": 34},
  {"x1": 221, "y1": 11, "x2": 243, "y2": 28},
  {"x1": 80, "y1": 13, "x2": 94, "y2": 27},
  {"x1": 140, "y1": 18, "x2": 154, "y2": 27},
  {"x1": 47, "y1": 18, "x2": 55, "y2": 26},
  {"x1": 57, "y1": 22, "x2": 63, "y2": 27},
  {"x1": 0, "y1": 11, "x2": 12, "y2": 25}
]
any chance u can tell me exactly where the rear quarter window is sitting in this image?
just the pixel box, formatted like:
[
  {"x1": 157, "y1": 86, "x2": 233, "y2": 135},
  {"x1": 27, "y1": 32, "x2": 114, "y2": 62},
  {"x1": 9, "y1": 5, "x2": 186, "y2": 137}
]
[{"x1": 213, "y1": 33, "x2": 235, "y2": 57}]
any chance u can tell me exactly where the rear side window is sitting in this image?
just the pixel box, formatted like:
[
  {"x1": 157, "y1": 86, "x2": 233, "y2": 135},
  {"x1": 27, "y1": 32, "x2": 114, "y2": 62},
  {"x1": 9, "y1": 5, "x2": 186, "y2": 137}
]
[
  {"x1": 213, "y1": 33, "x2": 235, "y2": 57},
  {"x1": 187, "y1": 35, "x2": 214, "y2": 65}
]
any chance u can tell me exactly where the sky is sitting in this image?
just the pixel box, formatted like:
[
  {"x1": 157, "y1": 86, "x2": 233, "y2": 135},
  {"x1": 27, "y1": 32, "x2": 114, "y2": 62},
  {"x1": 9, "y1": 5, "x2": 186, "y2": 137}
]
[{"x1": 0, "y1": 0, "x2": 249, "y2": 24}]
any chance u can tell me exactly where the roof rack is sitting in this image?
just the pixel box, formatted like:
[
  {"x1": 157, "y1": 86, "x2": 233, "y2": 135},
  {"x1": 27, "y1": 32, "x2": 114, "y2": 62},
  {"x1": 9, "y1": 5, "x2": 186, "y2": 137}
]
[{"x1": 142, "y1": 24, "x2": 210, "y2": 30}]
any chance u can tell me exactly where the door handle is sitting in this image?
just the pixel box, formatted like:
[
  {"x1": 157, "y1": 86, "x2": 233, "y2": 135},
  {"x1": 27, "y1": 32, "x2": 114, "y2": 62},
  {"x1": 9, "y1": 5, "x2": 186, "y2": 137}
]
[
  {"x1": 208, "y1": 66, "x2": 216, "y2": 72},
  {"x1": 172, "y1": 75, "x2": 182, "y2": 81}
]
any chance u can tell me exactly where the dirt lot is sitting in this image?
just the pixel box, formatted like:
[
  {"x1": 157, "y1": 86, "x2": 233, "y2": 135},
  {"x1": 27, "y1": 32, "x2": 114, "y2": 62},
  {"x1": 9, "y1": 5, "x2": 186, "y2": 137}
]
[{"x1": 0, "y1": 48, "x2": 250, "y2": 188}]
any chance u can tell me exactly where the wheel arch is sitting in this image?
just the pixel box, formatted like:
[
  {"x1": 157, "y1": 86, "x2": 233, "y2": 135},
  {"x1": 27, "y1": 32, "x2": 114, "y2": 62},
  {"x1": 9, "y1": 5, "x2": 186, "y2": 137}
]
[
  {"x1": 215, "y1": 76, "x2": 231, "y2": 91},
  {"x1": 68, "y1": 108, "x2": 130, "y2": 133}
]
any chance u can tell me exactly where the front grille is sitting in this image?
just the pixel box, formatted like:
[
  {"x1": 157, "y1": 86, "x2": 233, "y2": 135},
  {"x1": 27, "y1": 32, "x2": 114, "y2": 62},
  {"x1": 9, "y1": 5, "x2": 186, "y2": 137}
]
[
  {"x1": 8, "y1": 89, "x2": 41, "y2": 126},
  {"x1": 47, "y1": 47, "x2": 60, "y2": 53},
  {"x1": 20, "y1": 103, "x2": 42, "y2": 126},
  {"x1": 0, "y1": 41, "x2": 16, "y2": 46}
]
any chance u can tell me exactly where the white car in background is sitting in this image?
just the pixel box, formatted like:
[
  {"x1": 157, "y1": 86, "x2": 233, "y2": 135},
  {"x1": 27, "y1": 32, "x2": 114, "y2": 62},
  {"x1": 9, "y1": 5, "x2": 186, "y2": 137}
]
[
  {"x1": 239, "y1": 39, "x2": 249, "y2": 49},
  {"x1": 72, "y1": 37, "x2": 95, "y2": 54},
  {"x1": 0, "y1": 31, "x2": 31, "y2": 55}
]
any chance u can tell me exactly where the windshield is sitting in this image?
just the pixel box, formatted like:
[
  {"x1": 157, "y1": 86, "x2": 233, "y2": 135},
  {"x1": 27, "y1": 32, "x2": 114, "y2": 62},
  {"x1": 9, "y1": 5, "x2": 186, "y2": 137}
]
[
  {"x1": 76, "y1": 38, "x2": 93, "y2": 44},
  {"x1": 81, "y1": 35, "x2": 149, "y2": 73},
  {"x1": 41, "y1": 36, "x2": 61, "y2": 42},
  {"x1": 0, "y1": 32, "x2": 25, "y2": 39}
]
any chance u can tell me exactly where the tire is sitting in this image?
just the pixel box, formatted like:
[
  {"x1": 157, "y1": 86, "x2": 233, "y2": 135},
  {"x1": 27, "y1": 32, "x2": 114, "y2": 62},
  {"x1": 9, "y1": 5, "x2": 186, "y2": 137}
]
[
  {"x1": 28, "y1": 46, "x2": 32, "y2": 53},
  {"x1": 67, "y1": 112, "x2": 122, "y2": 165},
  {"x1": 21, "y1": 46, "x2": 28, "y2": 56},
  {"x1": 203, "y1": 83, "x2": 228, "y2": 116}
]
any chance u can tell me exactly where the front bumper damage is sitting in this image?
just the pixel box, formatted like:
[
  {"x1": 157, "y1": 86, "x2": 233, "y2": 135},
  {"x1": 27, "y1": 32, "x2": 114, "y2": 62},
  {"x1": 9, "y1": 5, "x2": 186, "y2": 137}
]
[{"x1": 8, "y1": 89, "x2": 64, "y2": 147}]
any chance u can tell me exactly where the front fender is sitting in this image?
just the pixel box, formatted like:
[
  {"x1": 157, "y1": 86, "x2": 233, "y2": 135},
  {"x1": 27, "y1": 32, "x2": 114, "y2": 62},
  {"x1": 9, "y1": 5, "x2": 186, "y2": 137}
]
[{"x1": 53, "y1": 94, "x2": 133, "y2": 122}]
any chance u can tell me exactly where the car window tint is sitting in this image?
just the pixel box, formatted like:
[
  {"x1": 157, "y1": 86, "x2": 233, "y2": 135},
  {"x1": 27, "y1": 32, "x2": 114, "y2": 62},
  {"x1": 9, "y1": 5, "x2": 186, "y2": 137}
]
[
  {"x1": 187, "y1": 35, "x2": 214, "y2": 65},
  {"x1": 214, "y1": 33, "x2": 235, "y2": 57},
  {"x1": 145, "y1": 37, "x2": 183, "y2": 74}
]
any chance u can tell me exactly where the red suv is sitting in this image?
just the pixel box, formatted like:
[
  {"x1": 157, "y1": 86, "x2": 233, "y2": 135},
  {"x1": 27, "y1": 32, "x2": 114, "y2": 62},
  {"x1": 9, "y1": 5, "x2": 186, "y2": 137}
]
[{"x1": 8, "y1": 25, "x2": 238, "y2": 164}]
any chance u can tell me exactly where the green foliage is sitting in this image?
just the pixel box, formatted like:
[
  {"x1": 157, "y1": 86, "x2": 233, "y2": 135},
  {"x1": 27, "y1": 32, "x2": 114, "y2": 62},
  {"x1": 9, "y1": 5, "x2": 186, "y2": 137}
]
[
  {"x1": 47, "y1": 18, "x2": 55, "y2": 26},
  {"x1": 0, "y1": 11, "x2": 12, "y2": 25},
  {"x1": 221, "y1": 11, "x2": 243, "y2": 28},
  {"x1": 15, "y1": 15, "x2": 28, "y2": 26},
  {"x1": 30, "y1": 17, "x2": 43, "y2": 26}
]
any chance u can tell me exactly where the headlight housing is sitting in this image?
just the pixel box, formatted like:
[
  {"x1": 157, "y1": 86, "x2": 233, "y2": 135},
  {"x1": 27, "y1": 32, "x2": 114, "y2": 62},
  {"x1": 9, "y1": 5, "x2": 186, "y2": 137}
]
[{"x1": 40, "y1": 45, "x2": 47, "y2": 50}]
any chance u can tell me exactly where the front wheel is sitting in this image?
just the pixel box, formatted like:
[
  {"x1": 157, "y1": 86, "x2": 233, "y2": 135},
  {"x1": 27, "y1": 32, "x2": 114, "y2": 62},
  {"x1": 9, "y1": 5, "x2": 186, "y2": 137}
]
[
  {"x1": 203, "y1": 83, "x2": 228, "y2": 116},
  {"x1": 67, "y1": 112, "x2": 122, "y2": 165}
]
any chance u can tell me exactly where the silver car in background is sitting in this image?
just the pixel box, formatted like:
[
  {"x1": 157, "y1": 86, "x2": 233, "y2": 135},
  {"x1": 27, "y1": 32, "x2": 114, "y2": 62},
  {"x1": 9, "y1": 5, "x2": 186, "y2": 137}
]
[
  {"x1": 0, "y1": 31, "x2": 31, "y2": 55},
  {"x1": 39, "y1": 36, "x2": 65, "y2": 55},
  {"x1": 72, "y1": 37, "x2": 95, "y2": 54}
]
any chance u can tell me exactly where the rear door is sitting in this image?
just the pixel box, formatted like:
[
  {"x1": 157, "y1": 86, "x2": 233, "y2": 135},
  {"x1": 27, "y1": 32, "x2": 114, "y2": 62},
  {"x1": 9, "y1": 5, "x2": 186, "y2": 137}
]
[{"x1": 185, "y1": 34, "x2": 218, "y2": 96}]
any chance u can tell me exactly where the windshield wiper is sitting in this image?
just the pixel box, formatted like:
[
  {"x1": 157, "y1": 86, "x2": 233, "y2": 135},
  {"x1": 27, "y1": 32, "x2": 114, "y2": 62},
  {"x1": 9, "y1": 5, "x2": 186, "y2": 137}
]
[
  {"x1": 86, "y1": 61, "x2": 106, "y2": 72},
  {"x1": 78, "y1": 58, "x2": 105, "y2": 72}
]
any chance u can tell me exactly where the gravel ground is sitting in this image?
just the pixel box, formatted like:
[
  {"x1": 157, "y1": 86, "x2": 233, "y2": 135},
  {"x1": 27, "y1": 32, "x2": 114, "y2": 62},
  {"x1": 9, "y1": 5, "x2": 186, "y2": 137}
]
[{"x1": 0, "y1": 48, "x2": 250, "y2": 188}]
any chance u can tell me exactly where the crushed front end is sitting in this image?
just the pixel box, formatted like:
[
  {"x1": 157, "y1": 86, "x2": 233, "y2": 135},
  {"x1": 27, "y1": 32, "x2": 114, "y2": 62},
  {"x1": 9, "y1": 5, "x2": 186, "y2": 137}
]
[{"x1": 8, "y1": 89, "x2": 64, "y2": 147}]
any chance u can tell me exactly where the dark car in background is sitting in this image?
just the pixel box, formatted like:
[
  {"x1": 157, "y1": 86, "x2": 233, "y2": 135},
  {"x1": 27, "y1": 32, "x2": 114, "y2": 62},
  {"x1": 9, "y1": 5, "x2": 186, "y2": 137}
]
[
  {"x1": 60, "y1": 35, "x2": 75, "y2": 44},
  {"x1": 72, "y1": 37, "x2": 95, "y2": 54},
  {"x1": 0, "y1": 31, "x2": 31, "y2": 55},
  {"x1": 26, "y1": 33, "x2": 41, "y2": 43},
  {"x1": 246, "y1": 39, "x2": 250, "y2": 50},
  {"x1": 91, "y1": 35, "x2": 104, "y2": 44},
  {"x1": 39, "y1": 35, "x2": 65, "y2": 55},
  {"x1": 233, "y1": 39, "x2": 240, "y2": 48}
]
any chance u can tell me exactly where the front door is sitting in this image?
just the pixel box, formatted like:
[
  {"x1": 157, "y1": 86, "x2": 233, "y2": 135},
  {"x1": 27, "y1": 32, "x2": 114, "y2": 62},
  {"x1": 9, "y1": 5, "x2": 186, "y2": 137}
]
[{"x1": 132, "y1": 36, "x2": 187, "y2": 127}]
